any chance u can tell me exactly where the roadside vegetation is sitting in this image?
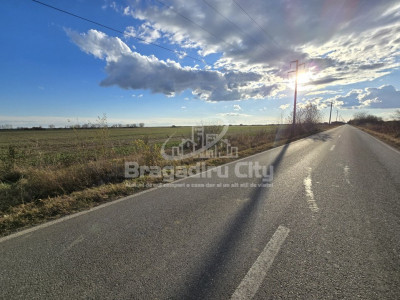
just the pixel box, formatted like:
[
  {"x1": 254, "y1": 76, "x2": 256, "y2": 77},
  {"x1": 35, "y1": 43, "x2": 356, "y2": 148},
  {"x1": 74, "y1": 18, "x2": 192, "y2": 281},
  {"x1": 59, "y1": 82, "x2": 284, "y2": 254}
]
[
  {"x1": 348, "y1": 111, "x2": 400, "y2": 149},
  {"x1": 0, "y1": 105, "x2": 332, "y2": 235}
]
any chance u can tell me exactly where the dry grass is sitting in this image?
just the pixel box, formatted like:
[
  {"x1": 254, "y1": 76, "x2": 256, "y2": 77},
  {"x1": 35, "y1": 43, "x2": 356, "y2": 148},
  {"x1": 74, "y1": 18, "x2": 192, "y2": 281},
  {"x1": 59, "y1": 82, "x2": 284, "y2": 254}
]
[
  {"x1": 0, "y1": 179, "x2": 157, "y2": 236},
  {"x1": 0, "y1": 123, "x2": 334, "y2": 235},
  {"x1": 356, "y1": 121, "x2": 400, "y2": 150}
]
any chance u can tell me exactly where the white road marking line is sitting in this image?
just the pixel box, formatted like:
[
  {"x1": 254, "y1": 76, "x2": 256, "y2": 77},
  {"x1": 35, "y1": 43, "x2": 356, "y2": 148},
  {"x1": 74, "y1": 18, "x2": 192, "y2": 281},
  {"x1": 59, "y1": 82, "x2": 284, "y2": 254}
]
[
  {"x1": 344, "y1": 165, "x2": 351, "y2": 185},
  {"x1": 330, "y1": 145, "x2": 336, "y2": 151},
  {"x1": 60, "y1": 235, "x2": 84, "y2": 255},
  {"x1": 303, "y1": 168, "x2": 319, "y2": 213},
  {"x1": 231, "y1": 226, "x2": 290, "y2": 300}
]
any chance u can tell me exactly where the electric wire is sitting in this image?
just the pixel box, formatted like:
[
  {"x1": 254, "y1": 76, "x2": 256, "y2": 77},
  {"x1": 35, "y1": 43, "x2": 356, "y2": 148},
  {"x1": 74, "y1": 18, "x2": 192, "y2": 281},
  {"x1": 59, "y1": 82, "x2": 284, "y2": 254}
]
[{"x1": 31, "y1": 0, "x2": 204, "y2": 62}]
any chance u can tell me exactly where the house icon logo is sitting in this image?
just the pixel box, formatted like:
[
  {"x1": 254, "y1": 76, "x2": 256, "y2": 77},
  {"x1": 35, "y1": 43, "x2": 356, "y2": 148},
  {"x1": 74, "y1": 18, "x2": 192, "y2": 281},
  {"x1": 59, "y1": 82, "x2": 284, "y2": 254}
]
[{"x1": 161, "y1": 125, "x2": 238, "y2": 161}]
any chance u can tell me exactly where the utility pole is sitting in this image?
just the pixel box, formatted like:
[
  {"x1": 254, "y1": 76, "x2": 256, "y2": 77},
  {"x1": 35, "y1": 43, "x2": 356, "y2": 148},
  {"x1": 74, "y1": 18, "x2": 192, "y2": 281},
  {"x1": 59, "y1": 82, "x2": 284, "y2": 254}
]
[
  {"x1": 288, "y1": 60, "x2": 305, "y2": 135},
  {"x1": 328, "y1": 101, "x2": 333, "y2": 125}
]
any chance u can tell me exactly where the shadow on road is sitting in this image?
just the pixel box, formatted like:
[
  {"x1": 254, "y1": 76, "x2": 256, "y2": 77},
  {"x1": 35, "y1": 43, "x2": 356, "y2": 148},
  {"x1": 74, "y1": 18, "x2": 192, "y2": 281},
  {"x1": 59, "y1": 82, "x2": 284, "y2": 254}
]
[{"x1": 179, "y1": 141, "x2": 291, "y2": 299}]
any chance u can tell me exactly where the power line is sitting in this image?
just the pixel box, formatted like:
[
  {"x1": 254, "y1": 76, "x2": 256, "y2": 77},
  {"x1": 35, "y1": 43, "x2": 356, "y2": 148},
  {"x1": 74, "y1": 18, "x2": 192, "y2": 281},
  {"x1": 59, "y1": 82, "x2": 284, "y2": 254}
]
[
  {"x1": 31, "y1": 0, "x2": 204, "y2": 62},
  {"x1": 231, "y1": 0, "x2": 281, "y2": 49},
  {"x1": 154, "y1": 0, "x2": 234, "y2": 50},
  {"x1": 201, "y1": 0, "x2": 271, "y2": 54}
]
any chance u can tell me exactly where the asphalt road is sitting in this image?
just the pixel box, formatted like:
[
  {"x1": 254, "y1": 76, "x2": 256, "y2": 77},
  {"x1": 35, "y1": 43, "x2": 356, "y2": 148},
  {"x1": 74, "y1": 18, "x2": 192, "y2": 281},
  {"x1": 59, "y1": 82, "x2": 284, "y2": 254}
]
[{"x1": 1, "y1": 125, "x2": 400, "y2": 299}]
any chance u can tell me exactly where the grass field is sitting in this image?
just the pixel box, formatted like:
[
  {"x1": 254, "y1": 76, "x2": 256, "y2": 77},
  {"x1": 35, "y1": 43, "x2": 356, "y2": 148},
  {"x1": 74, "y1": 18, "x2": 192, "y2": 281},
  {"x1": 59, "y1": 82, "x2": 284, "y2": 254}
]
[
  {"x1": 0, "y1": 123, "x2": 330, "y2": 235},
  {"x1": 0, "y1": 125, "x2": 280, "y2": 166}
]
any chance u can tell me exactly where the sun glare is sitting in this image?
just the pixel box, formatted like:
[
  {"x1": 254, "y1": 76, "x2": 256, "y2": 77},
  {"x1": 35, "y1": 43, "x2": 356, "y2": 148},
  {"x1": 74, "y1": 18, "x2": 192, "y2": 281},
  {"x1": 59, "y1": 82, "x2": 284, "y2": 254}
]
[
  {"x1": 298, "y1": 71, "x2": 312, "y2": 84},
  {"x1": 287, "y1": 70, "x2": 314, "y2": 91}
]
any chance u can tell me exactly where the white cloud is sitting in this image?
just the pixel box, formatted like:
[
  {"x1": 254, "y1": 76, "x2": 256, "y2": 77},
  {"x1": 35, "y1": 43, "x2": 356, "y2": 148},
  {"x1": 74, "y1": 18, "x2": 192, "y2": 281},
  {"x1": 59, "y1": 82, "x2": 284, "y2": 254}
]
[
  {"x1": 298, "y1": 97, "x2": 327, "y2": 110},
  {"x1": 123, "y1": 0, "x2": 399, "y2": 83},
  {"x1": 275, "y1": 94, "x2": 287, "y2": 99},
  {"x1": 124, "y1": 26, "x2": 136, "y2": 39},
  {"x1": 233, "y1": 104, "x2": 242, "y2": 111},
  {"x1": 306, "y1": 90, "x2": 341, "y2": 96},
  {"x1": 217, "y1": 112, "x2": 251, "y2": 117},
  {"x1": 359, "y1": 85, "x2": 400, "y2": 108},
  {"x1": 67, "y1": 29, "x2": 280, "y2": 101},
  {"x1": 101, "y1": 1, "x2": 119, "y2": 12},
  {"x1": 70, "y1": 1, "x2": 400, "y2": 105},
  {"x1": 279, "y1": 104, "x2": 290, "y2": 110},
  {"x1": 125, "y1": 22, "x2": 161, "y2": 43},
  {"x1": 66, "y1": 29, "x2": 131, "y2": 62},
  {"x1": 324, "y1": 85, "x2": 400, "y2": 109}
]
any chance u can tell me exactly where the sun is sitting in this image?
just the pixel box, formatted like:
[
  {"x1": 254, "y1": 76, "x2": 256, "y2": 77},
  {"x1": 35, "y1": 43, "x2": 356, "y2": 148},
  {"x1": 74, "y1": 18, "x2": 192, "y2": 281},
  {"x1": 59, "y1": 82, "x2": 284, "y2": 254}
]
[
  {"x1": 287, "y1": 70, "x2": 315, "y2": 92},
  {"x1": 297, "y1": 71, "x2": 312, "y2": 84}
]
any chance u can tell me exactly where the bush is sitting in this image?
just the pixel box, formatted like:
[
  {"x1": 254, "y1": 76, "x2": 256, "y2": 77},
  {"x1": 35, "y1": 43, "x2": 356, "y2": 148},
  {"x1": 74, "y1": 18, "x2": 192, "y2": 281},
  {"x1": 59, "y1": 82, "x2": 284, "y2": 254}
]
[
  {"x1": 287, "y1": 103, "x2": 322, "y2": 134},
  {"x1": 348, "y1": 112, "x2": 383, "y2": 125}
]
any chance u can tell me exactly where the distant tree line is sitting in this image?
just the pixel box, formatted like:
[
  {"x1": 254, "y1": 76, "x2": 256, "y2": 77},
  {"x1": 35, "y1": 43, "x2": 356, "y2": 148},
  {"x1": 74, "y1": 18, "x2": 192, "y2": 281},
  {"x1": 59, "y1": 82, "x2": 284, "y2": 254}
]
[
  {"x1": 348, "y1": 111, "x2": 400, "y2": 140},
  {"x1": 0, "y1": 123, "x2": 145, "y2": 130},
  {"x1": 0, "y1": 125, "x2": 45, "y2": 130},
  {"x1": 71, "y1": 122, "x2": 145, "y2": 129},
  {"x1": 0, "y1": 124, "x2": 13, "y2": 129},
  {"x1": 348, "y1": 112, "x2": 383, "y2": 125}
]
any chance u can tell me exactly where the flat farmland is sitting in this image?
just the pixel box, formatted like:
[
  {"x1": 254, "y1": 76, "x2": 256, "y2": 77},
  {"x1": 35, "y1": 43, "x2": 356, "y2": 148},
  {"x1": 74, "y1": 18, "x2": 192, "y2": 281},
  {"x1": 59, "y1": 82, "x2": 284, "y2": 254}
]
[
  {"x1": 0, "y1": 125, "x2": 279, "y2": 167},
  {"x1": 0, "y1": 123, "x2": 328, "y2": 235}
]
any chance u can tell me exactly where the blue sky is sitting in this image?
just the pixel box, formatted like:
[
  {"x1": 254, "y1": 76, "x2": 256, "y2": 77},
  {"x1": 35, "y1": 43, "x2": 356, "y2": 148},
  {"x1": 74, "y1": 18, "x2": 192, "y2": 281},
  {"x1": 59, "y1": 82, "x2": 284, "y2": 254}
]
[{"x1": 1, "y1": 0, "x2": 399, "y2": 127}]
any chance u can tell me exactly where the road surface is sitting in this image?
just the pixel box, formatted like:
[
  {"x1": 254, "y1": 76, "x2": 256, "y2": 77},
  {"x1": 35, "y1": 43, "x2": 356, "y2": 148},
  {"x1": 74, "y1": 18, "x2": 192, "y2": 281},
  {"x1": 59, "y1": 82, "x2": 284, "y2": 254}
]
[{"x1": 1, "y1": 125, "x2": 399, "y2": 299}]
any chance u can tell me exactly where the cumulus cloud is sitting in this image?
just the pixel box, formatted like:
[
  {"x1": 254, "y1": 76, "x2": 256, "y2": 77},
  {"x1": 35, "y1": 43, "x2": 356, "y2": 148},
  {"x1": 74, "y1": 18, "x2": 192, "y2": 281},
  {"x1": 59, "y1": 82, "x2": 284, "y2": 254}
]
[
  {"x1": 69, "y1": 1, "x2": 400, "y2": 103},
  {"x1": 122, "y1": 0, "x2": 400, "y2": 88},
  {"x1": 298, "y1": 97, "x2": 327, "y2": 110},
  {"x1": 326, "y1": 85, "x2": 400, "y2": 109},
  {"x1": 233, "y1": 104, "x2": 241, "y2": 111},
  {"x1": 124, "y1": 23, "x2": 161, "y2": 43},
  {"x1": 279, "y1": 104, "x2": 290, "y2": 110},
  {"x1": 327, "y1": 89, "x2": 364, "y2": 108},
  {"x1": 67, "y1": 29, "x2": 279, "y2": 101},
  {"x1": 358, "y1": 85, "x2": 400, "y2": 108}
]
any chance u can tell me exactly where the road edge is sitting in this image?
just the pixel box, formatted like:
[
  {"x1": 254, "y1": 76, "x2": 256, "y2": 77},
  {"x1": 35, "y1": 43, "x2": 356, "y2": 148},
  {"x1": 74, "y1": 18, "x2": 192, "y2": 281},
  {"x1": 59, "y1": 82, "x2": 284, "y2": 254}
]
[{"x1": 0, "y1": 125, "x2": 343, "y2": 243}]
